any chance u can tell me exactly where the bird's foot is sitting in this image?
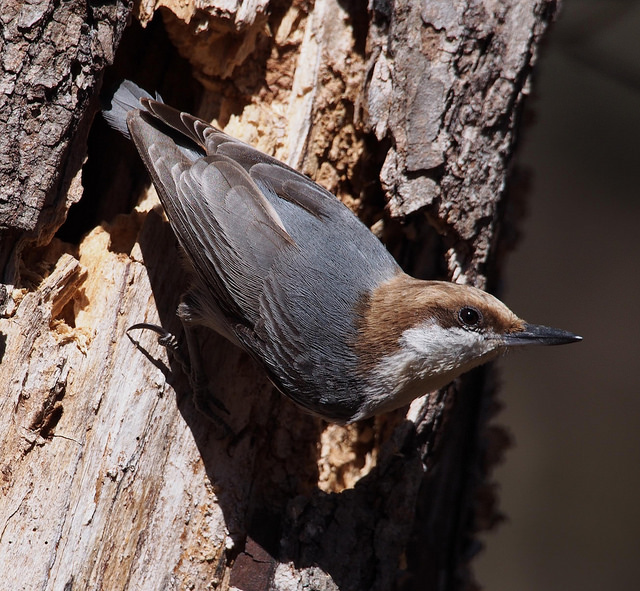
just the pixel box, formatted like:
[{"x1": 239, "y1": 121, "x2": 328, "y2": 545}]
[{"x1": 127, "y1": 323, "x2": 234, "y2": 440}]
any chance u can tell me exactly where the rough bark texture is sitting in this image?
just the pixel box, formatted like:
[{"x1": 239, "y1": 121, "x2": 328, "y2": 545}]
[
  {"x1": 0, "y1": 0, "x2": 133, "y2": 283},
  {"x1": 0, "y1": 1, "x2": 557, "y2": 590}
]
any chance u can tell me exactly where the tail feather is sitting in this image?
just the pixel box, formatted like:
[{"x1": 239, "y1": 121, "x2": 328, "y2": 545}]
[{"x1": 102, "y1": 81, "x2": 158, "y2": 139}]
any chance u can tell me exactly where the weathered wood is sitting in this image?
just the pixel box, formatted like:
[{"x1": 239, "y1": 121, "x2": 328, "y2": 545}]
[
  {"x1": 0, "y1": 0, "x2": 133, "y2": 283},
  {"x1": 367, "y1": 0, "x2": 552, "y2": 287},
  {"x1": 0, "y1": 1, "x2": 558, "y2": 589}
]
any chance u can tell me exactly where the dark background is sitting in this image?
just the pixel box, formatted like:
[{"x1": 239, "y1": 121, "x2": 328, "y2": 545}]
[{"x1": 477, "y1": 1, "x2": 640, "y2": 589}]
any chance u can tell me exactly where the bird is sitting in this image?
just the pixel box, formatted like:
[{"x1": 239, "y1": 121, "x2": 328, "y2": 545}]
[{"x1": 103, "y1": 80, "x2": 581, "y2": 426}]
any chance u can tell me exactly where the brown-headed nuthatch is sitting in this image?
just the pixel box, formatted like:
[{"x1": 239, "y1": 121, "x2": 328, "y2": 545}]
[{"x1": 104, "y1": 81, "x2": 581, "y2": 424}]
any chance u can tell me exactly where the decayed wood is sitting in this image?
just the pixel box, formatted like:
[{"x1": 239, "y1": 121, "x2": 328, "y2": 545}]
[
  {"x1": 139, "y1": 0, "x2": 271, "y2": 81},
  {"x1": 0, "y1": 1, "x2": 558, "y2": 589}
]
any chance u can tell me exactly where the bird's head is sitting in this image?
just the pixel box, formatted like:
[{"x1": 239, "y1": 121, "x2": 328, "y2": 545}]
[{"x1": 353, "y1": 274, "x2": 581, "y2": 419}]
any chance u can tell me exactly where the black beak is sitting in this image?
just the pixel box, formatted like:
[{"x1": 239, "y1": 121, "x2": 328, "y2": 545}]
[{"x1": 503, "y1": 323, "x2": 582, "y2": 346}]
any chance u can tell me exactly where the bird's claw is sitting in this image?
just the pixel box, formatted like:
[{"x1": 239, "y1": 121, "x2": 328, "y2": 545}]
[{"x1": 127, "y1": 322, "x2": 234, "y2": 436}]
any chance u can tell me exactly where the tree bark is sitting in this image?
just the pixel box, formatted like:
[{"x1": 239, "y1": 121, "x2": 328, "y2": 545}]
[{"x1": 0, "y1": 1, "x2": 558, "y2": 589}]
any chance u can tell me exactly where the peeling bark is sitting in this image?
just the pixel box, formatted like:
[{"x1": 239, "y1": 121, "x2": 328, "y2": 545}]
[{"x1": 0, "y1": 1, "x2": 558, "y2": 589}]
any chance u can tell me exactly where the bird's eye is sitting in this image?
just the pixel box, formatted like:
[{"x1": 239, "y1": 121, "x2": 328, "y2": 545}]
[{"x1": 458, "y1": 306, "x2": 482, "y2": 328}]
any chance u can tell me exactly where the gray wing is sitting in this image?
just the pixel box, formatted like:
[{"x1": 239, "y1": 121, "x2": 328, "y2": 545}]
[{"x1": 125, "y1": 110, "x2": 294, "y2": 329}]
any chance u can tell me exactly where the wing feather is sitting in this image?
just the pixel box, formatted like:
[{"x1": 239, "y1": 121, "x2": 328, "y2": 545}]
[{"x1": 126, "y1": 110, "x2": 295, "y2": 327}]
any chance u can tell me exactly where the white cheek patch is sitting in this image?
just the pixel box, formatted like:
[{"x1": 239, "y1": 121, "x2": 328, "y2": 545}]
[
  {"x1": 401, "y1": 323, "x2": 492, "y2": 375},
  {"x1": 356, "y1": 322, "x2": 500, "y2": 420}
]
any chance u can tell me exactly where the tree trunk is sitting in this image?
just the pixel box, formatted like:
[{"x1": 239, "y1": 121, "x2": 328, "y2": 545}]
[{"x1": 0, "y1": 1, "x2": 558, "y2": 589}]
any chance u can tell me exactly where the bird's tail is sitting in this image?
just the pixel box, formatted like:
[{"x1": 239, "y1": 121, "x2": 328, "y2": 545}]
[{"x1": 102, "y1": 80, "x2": 160, "y2": 139}]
